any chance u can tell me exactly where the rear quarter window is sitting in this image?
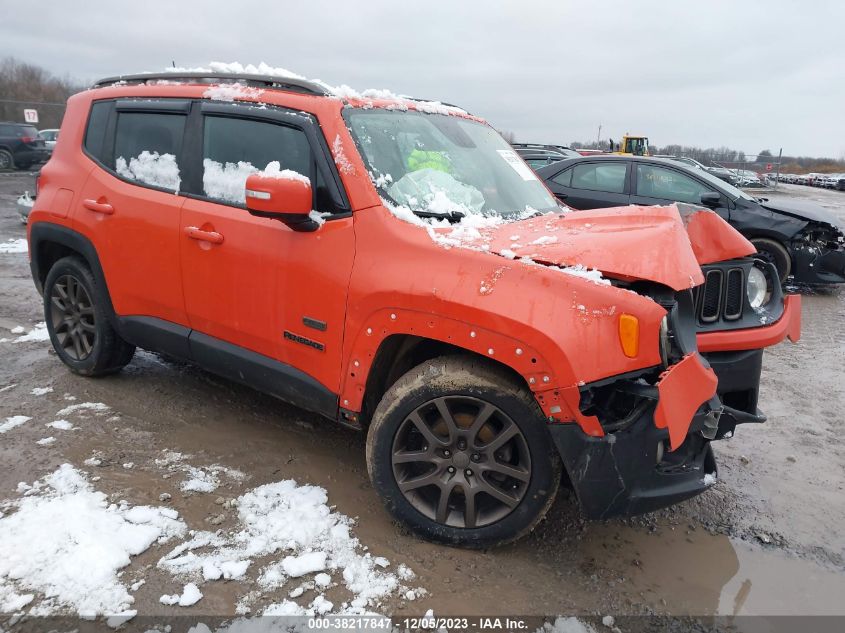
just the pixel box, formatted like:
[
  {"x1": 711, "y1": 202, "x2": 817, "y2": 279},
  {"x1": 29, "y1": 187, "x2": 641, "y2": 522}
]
[{"x1": 84, "y1": 101, "x2": 112, "y2": 162}]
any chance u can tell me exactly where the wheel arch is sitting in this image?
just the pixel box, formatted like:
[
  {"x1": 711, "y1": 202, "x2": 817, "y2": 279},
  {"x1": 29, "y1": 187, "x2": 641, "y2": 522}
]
[
  {"x1": 341, "y1": 309, "x2": 582, "y2": 429},
  {"x1": 28, "y1": 222, "x2": 118, "y2": 327}
]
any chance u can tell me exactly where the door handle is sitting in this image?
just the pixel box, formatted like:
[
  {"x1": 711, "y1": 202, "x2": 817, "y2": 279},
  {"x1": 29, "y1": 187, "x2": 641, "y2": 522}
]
[
  {"x1": 83, "y1": 199, "x2": 114, "y2": 215},
  {"x1": 184, "y1": 226, "x2": 224, "y2": 245}
]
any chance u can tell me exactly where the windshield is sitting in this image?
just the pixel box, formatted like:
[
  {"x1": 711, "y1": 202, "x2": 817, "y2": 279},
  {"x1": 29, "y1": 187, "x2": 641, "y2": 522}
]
[
  {"x1": 344, "y1": 109, "x2": 559, "y2": 219},
  {"x1": 694, "y1": 166, "x2": 755, "y2": 201}
]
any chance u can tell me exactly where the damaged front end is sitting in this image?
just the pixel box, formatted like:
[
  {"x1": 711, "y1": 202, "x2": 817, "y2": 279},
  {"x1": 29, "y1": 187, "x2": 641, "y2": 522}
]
[
  {"x1": 790, "y1": 220, "x2": 845, "y2": 284},
  {"x1": 548, "y1": 287, "x2": 724, "y2": 519}
]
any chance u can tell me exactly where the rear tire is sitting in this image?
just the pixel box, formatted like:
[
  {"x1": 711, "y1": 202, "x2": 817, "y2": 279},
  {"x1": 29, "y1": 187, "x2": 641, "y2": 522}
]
[
  {"x1": 366, "y1": 356, "x2": 561, "y2": 548},
  {"x1": 0, "y1": 149, "x2": 14, "y2": 170},
  {"x1": 43, "y1": 256, "x2": 135, "y2": 376},
  {"x1": 750, "y1": 237, "x2": 791, "y2": 282}
]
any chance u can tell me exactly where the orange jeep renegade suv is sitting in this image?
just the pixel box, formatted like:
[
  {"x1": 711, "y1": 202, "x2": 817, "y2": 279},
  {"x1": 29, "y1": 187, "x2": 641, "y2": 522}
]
[{"x1": 27, "y1": 69, "x2": 801, "y2": 547}]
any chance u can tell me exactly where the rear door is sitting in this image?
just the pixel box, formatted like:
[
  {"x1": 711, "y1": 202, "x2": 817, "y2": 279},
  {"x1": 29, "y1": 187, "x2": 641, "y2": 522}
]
[
  {"x1": 630, "y1": 162, "x2": 731, "y2": 220},
  {"x1": 179, "y1": 101, "x2": 355, "y2": 399},
  {"x1": 545, "y1": 161, "x2": 630, "y2": 209},
  {"x1": 77, "y1": 99, "x2": 190, "y2": 327}
]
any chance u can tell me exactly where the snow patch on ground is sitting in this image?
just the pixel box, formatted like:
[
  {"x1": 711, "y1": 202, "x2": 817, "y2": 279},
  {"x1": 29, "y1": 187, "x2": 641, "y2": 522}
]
[
  {"x1": 116, "y1": 151, "x2": 181, "y2": 192},
  {"x1": 0, "y1": 238, "x2": 27, "y2": 254},
  {"x1": 0, "y1": 464, "x2": 186, "y2": 617},
  {"x1": 55, "y1": 402, "x2": 110, "y2": 417},
  {"x1": 154, "y1": 451, "x2": 246, "y2": 494},
  {"x1": 7, "y1": 322, "x2": 49, "y2": 342},
  {"x1": 30, "y1": 386, "x2": 53, "y2": 396},
  {"x1": 0, "y1": 415, "x2": 31, "y2": 433},
  {"x1": 537, "y1": 617, "x2": 597, "y2": 633},
  {"x1": 159, "y1": 582, "x2": 203, "y2": 607},
  {"x1": 36, "y1": 437, "x2": 56, "y2": 446},
  {"x1": 47, "y1": 419, "x2": 74, "y2": 431},
  {"x1": 157, "y1": 477, "x2": 415, "y2": 614}
]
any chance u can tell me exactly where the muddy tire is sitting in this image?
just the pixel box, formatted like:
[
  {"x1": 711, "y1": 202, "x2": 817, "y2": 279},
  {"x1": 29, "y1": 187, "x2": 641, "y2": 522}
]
[
  {"x1": 366, "y1": 356, "x2": 561, "y2": 548},
  {"x1": 750, "y1": 237, "x2": 791, "y2": 282},
  {"x1": 43, "y1": 256, "x2": 135, "y2": 376}
]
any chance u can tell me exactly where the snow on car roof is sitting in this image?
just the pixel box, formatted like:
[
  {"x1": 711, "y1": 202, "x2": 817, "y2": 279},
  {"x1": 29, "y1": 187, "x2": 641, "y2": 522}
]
[{"x1": 94, "y1": 61, "x2": 476, "y2": 119}]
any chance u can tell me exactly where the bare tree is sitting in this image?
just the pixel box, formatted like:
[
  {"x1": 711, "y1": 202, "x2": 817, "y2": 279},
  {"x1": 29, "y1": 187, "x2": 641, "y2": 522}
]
[{"x1": 0, "y1": 57, "x2": 84, "y2": 129}]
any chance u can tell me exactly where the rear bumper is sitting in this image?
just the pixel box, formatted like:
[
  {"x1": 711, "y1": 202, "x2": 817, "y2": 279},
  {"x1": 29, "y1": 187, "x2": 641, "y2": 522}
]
[
  {"x1": 696, "y1": 293, "x2": 801, "y2": 352},
  {"x1": 14, "y1": 148, "x2": 50, "y2": 164},
  {"x1": 549, "y1": 406, "x2": 717, "y2": 520}
]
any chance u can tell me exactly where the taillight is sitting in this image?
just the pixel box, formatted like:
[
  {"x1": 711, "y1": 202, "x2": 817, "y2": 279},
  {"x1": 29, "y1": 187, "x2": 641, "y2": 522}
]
[
  {"x1": 21, "y1": 136, "x2": 35, "y2": 143},
  {"x1": 35, "y1": 173, "x2": 41, "y2": 197}
]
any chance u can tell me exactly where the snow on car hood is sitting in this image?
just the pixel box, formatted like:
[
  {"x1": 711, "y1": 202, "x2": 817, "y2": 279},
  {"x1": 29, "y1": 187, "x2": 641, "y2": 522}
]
[
  {"x1": 472, "y1": 204, "x2": 755, "y2": 291},
  {"x1": 758, "y1": 198, "x2": 843, "y2": 228}
]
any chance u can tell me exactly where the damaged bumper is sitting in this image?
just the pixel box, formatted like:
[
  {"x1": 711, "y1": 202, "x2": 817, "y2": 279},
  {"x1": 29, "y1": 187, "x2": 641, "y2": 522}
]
[
  {"x1": 554, "y1": 353, "x2": 722, "y2": 520},
  {"x1": 549, "y1": 401, "x2": 718, "y2": 520},
  {"x1": 791, "y1": 243, "x2": 845, "y2": 285}
]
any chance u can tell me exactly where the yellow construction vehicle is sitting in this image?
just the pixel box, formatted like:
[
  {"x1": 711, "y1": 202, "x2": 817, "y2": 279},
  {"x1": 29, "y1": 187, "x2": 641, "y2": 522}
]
[{"x1": 610, "y1": 134, "x2": 650, "y2": 156}]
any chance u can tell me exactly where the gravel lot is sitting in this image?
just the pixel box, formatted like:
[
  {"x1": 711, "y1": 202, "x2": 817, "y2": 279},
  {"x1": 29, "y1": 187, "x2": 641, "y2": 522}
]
[{"x1": 1, "y1": 172, "x2": 844, "y2": 627}]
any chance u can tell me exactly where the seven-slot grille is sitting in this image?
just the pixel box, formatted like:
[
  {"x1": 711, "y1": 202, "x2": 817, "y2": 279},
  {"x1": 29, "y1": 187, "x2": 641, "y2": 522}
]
[{"x1": 694, "y1": 267, "x2": 745, "y2": 324}]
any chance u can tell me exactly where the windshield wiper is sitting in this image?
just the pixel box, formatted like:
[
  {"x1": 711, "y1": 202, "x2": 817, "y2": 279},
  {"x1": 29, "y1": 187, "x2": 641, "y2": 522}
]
[{"x1": 412, "y1": 209, "x2": 466, "y2": 223}]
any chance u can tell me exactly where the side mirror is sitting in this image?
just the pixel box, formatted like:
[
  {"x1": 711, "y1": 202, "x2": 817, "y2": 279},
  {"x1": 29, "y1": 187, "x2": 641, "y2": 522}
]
[
  {"x1": 699, "y1": 192, "x2": 721, "y2": 208},
  {"x1": 244, "y1": 172, "x2": 318, "y2": 232}
]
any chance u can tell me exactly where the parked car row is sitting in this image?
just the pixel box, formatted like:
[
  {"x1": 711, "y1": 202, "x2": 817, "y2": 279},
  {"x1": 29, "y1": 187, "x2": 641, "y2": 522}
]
[
  {"x1": 779, "y1": 172, "x2": 845, "y2": 190},
  {"x1": 0, "y1": 122, "x2": 52, "y2": 170},
  {"x1": 534, "y1": 155, "x2": 845, "y2": 286}
]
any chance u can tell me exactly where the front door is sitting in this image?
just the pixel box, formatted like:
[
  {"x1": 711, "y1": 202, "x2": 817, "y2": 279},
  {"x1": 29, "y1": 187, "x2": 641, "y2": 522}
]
[
  {"x1": 179, "y1": 103, "x2": 355, "y2": 400},
  {"x1": 630, "y1": 163, "x2": 730, "y2": 221}
]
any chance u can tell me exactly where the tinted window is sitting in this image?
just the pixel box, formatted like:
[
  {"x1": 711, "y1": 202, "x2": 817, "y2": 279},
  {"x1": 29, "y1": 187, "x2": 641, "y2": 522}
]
[
  {"x1": 114, "y1": 112, "x2": 185, "y2": 192},
  {"x1": 551, "y1": 168, "x2": 572, "y2": 187},
  {"x1": 201, "y1": 116, "x2": 311, "y2": 206},
  {"x1": 570, "y1": 163, "x2": 627, "y2": 193},
  {"x1": 84, "y1": 101, "x2": 111, "y2": 163},
  {"x1": 636, "y1": 164, "x2": 711, "y2": 203}
]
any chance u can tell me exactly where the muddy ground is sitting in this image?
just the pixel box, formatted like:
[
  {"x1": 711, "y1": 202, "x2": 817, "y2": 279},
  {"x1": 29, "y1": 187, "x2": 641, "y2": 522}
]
[{"x1": 1, "y1": 172, "x2": 844, "y2": 628}]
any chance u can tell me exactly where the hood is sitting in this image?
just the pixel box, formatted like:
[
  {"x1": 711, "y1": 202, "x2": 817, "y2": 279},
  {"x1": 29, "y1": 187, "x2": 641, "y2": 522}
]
[
  {"x1": 478, "y1": 205, "x2": 755, "y2": 291},
  {"x1": 757, "y1": 198, "x2": 843, "y2": 228}
]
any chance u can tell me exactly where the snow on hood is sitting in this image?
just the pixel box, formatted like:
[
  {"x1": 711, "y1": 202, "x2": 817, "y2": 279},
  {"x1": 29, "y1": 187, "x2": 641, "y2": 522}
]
[{"x1": 387, "y1": 202, "x2": 753, "y2": 291}]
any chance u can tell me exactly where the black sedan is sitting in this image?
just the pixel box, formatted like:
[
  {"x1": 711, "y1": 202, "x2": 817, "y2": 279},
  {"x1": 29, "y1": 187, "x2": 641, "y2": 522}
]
[{"x1": 536, "y1": 155, "x2": 845, "y2": 285}]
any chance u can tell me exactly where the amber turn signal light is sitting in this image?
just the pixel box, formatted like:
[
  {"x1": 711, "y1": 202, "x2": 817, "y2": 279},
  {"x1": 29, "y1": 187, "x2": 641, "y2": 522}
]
[{"x1": 618, "y1": 314, "x2": 639, "y2": 358}]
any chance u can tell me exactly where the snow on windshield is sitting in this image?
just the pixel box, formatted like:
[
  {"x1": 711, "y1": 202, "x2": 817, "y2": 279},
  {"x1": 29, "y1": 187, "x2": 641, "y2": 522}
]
[{"x1": 116, "y1": 151, "x2": 181, "y2": 192}]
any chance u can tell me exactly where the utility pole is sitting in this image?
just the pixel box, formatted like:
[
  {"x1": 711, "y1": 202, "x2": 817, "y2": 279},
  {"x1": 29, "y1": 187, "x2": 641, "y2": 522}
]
[
  {"x1": 596, "y1": 124, "x2": 602, "y2": 147},
  {"x1": 774, "y1": 148, "x2": 782, "y2": 190}
]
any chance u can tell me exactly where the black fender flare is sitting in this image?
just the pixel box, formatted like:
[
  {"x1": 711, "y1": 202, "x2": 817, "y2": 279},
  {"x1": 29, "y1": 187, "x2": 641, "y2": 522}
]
[{"x1": 28, "y1": 222, "x2": 119, "y2": 329}]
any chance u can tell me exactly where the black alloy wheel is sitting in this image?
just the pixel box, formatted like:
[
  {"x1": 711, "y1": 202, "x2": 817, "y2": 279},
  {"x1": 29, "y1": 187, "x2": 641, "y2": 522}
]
[
  {"x1": 391, "y1": 395, "x2": 531, "y2": 529},
  {"x1": 50, "y1": 274, "x2": 97, "y2": 360}
]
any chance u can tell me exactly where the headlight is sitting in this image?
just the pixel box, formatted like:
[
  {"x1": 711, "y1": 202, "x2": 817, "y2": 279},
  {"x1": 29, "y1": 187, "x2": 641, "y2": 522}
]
[
  {"x1": 659, "y1": 316, "x2": 670, "y2": 367},
  {"x1": 746, "y1": 266, "x2": 768, "y2": 308}
]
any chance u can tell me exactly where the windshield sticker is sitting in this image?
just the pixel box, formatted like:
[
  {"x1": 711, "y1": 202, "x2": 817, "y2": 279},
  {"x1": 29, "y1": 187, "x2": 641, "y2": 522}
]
[{"x1": 497, "y1": 150, "x2": 538, "y2": 181}]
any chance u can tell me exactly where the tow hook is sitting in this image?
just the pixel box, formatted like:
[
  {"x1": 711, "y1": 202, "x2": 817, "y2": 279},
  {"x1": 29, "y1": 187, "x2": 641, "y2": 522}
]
[{"x1": 701, "y1": 397, "x2": 723, "y2": 440}]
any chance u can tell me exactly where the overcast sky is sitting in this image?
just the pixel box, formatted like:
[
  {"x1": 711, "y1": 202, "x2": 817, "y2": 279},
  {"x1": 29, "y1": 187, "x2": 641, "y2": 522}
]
[{"x1": 1, "y1": 0, "x2": 842, "y2": 157}]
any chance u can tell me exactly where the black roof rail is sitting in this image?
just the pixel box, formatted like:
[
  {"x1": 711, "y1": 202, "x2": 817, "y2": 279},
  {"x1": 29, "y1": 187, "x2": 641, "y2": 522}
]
[{"x1": 92, "y1": 72, "x2": 332, "y2": 96}]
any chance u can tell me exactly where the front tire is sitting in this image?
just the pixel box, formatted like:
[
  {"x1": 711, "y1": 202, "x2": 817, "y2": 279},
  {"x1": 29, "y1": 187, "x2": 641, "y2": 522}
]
[
  {"x1": 43, "y1": 256, "x2": 135, "y2": 376},
  {"x1": 366, "y1": 356, "x2": 561, "y2": 548},
  {"x1": 750, "y1": 237, "x2": 791, "y2": 282}
]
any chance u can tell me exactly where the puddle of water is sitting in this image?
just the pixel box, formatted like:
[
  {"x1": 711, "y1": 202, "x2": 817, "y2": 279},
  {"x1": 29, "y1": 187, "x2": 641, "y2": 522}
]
[{"x1": 582, "y1": 524, "x2": 845, "y2": 616}]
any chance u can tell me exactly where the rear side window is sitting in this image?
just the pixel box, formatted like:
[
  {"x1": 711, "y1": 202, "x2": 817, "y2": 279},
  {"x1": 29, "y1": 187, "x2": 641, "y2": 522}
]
[
  {"x1": 84, "y1": 101, "x2": 111, "y2": 162},
  {"x1": 551, "y1": 168, "x2": 572, "y2": 187},
  {"x1": 201, "y1": 116, "x2": 311, "y2": 205},
  {"x1": 636, "y1": 164, "x2": 710, "y2": 203},
  {"x1": 114, "y1": 112, "x2": 186, "y2": 192},
  {"x1": 570, "y1": 163, "x2": 627, "y2": 193}
]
